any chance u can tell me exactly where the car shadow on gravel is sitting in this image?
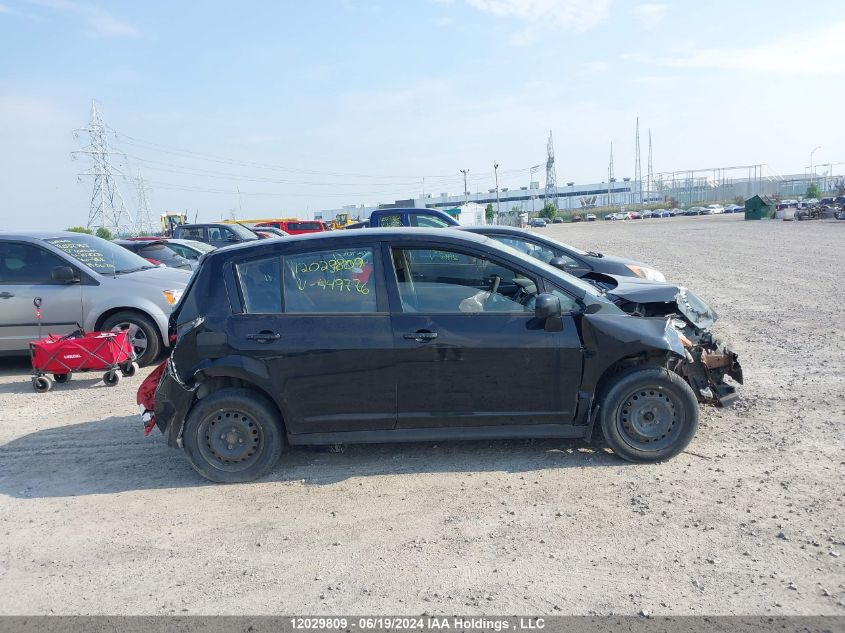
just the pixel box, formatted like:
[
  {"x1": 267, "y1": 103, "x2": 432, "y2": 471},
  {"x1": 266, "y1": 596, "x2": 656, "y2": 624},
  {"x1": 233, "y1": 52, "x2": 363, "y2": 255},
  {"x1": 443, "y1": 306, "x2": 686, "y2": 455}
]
[{"x1": 0, "y1": 414, "x2": 622, "y2": 498}]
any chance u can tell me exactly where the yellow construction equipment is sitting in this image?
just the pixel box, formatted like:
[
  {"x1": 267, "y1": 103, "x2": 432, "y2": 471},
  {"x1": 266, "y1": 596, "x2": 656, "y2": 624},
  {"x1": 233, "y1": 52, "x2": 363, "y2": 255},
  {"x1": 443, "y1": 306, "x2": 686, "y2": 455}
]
[{"x1": 161, "y1": 212, "x2": 187, "y2": 237}]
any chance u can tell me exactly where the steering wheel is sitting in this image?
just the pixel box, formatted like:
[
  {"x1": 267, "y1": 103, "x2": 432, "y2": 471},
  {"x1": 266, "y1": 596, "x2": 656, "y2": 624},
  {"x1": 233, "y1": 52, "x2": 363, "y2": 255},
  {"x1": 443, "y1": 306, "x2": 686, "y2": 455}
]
[{"x1": 487, "y1": 274, "x2": 501, "y2": 295}]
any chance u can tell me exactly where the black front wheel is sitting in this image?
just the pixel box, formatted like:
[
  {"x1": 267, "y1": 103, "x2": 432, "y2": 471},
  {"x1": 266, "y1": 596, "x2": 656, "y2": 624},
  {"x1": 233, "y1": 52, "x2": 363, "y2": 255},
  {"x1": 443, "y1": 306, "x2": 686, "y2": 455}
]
[
  {"x1": 182, "y1": 388, "x2": 284, "y2": 483},
  {"x1": 598, "y1": 367, "x2": 699, "y2": 462}
]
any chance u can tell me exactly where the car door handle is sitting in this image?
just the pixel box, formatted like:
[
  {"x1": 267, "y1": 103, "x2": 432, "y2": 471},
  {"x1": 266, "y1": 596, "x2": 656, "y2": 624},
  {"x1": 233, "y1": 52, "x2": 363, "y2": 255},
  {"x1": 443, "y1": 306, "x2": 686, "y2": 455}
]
[
  {"x1": 0, "y1": 292, "x2": 13, "y2": 299},
  {"x1": 404, "y1": 330, "x2": 438, "y2": 341},
  {"x1": 246, "y1": 331, "x2": 280, "y2": 342}
]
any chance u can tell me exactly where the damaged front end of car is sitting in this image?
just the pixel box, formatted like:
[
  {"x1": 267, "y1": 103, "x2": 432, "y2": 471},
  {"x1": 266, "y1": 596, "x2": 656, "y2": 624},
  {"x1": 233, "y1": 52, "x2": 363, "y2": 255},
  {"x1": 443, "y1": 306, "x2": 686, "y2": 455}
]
[{"x1": 602, "y1": 278, "x2": 744, "y2": 407}]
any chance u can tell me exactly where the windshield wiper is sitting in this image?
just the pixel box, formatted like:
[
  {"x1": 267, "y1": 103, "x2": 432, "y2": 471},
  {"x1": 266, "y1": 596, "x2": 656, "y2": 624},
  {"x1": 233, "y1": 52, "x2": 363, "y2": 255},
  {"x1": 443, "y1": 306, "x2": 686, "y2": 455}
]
[{"x1": 114, "y1": 266, "x2": 154, "y2": 274}]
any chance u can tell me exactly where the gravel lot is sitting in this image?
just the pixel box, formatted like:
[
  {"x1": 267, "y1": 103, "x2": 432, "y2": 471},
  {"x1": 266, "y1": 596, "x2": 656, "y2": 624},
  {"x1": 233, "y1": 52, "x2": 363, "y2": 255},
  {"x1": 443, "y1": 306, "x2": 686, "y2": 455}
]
[{"x1": 0, "y1": 214, "x2": 843, "y2": 616}]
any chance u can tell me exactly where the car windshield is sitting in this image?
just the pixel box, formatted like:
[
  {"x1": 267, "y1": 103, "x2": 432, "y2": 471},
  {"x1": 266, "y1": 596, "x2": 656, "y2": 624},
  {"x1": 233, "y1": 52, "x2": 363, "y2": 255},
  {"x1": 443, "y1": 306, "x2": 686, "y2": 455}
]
[
  {"x1": 228, "y1": 224, "x2": 260, "y2": 239},
  {"x1": 182, "y1": 240, "x2": 215, "y2": 253},
  {"x1": 45, "y1": 234, "x2": 154, "y2": 274}
]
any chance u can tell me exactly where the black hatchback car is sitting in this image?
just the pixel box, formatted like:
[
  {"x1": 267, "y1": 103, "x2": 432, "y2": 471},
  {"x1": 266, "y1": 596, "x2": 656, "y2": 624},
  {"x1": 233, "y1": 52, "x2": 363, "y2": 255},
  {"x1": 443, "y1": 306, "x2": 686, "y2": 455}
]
[
  {"x1": 141, "y1": 229, "x2": 740, "y2": 482},
  {"x1": 459, "y1": 226, "x2": 667, "y2": 282}
]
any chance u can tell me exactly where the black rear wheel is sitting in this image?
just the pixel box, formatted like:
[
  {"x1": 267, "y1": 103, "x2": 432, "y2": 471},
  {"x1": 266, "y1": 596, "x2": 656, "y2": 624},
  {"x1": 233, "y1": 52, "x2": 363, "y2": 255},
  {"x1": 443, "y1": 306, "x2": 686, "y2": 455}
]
[
  {"x1": 598, "y1": 366, "x2": 699, "y2": 462},
  {"x1": 182, "y1": 388, "x2": 284, "y2": 483}
]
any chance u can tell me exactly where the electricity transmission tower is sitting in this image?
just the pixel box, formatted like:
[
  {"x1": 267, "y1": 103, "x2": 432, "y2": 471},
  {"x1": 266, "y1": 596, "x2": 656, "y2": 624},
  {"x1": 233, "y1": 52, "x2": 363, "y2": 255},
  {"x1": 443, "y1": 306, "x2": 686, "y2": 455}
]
[
  {"x1": 135, "y1": 170, "x2": 155, "y2": 235},
  {"x1": 545, "y1": 131, "x2": 558, "y2": 210},
  {"x1": 73, "y1": 101, "x2": 135, "y2": 235},
  {"x1": 634, "y1": 117, "x2": 642, "y2": 204}
]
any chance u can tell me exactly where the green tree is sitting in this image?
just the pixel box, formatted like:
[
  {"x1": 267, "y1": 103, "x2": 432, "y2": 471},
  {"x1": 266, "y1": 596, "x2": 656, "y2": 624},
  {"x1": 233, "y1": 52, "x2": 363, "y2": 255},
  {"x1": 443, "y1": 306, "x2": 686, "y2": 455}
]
[
  {"x1": 540, "y1": 202, "x2": 557, "y2": 220},
  {"x1": 805, "y1": 182, "x2": 821, "y2": 199},
  {"x1": 95, "y1": 227, "x2": 113, "y2": 240},
  {"x1": 66, "y1": 226, "x2": 93, "y2": 234},
  {"x1": 485, "y1": 203, "x2": 495, "y2": 223}
]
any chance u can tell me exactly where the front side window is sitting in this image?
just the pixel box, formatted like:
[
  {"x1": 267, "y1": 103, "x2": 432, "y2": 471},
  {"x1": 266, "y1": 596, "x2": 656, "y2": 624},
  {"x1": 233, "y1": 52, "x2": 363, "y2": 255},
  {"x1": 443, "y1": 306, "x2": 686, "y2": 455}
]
[
  {"x1": 0, "y1": 242, "x2": 70, "y2": 284},
  {"x1": 237, "y1": 257, "x2": 282, "y2": 313},
  {"x1": 283, "y1": 248, "x2": 376, "y2": 313},
  {"x1": 409, "y1": 213, "x2": 450, "y2": 228},
  {"x1": 208, "y1": 227, "x2": 234, "y2": 242},
  {"x1": 392, "y1": 248, "x2": 537, "y2": 314}
]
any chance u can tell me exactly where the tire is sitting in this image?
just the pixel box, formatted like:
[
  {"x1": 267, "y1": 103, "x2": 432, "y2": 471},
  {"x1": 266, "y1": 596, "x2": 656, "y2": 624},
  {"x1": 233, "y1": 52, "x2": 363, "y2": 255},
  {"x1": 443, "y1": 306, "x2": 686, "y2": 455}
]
[
  {"x1": 121, "y1": 362, "x2": 139, "y2": 378},
  {"x1": 53, "y1": 373, "x2": 71, "y2": 383},
  {"x1": 101, "y1": 311, "x2": 161, "y2": 367},
  {"x1": 33, "y1": 376, "x2": 52, "y2": 393},
  {"x1": 598, "y1": 366, "x2": 699, "y2": 462},
  {"x1": 182, "y1": 388, "x2": 284, "y2": 483},
  {"x1": 103, "y1": 371, "x2": 121, "y2": 387}
]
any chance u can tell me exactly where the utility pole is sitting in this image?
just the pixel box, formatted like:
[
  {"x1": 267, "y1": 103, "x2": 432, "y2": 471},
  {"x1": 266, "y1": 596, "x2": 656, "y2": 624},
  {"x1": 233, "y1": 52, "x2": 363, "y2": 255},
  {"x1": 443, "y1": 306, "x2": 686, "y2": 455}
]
[
  {"x1": 810, "y1": 146, "x2": 821, "y2": 185},
  {"x1": 647, "y1": 129, "x2": 654, "y2": 205},
  {"x1": 545, "y1": 131, "x2": 558, "y2": 211},
  {"x1": 607, "y1": 143, "x2": 615, "y2": 207},
  {"x1": 460, "y1": 169, "x2": 470, "y2": 206},
  {"x1": 72, "y1": 100, "x2": 134, "y2": 235},
  {"x1": 493, "y1": 161, "x2": 500, "y2": 218}
]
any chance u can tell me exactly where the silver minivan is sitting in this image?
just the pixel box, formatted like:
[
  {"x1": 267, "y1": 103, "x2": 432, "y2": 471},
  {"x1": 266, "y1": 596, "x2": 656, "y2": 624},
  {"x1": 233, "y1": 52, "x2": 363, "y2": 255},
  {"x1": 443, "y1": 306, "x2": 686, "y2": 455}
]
[{"x1": 0, "y1": 232, "x2": 191, "y2": 365}]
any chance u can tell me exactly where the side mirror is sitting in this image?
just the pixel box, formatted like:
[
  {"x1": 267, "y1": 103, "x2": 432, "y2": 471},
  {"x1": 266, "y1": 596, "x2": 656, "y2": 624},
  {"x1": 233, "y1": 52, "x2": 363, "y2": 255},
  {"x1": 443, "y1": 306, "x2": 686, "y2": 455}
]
[
  {"x1": 227, "y1": 235, "x2": 239, "y2": 242},
  {"x1": 51, "y1": 266, "x2": 78, "y2": 284},
  {"x1": 534, "y1": 292, "x2": 563, "y2": 332},
  {"x1": 549, "y1": 256, "x2": 587, "y2": 275}
]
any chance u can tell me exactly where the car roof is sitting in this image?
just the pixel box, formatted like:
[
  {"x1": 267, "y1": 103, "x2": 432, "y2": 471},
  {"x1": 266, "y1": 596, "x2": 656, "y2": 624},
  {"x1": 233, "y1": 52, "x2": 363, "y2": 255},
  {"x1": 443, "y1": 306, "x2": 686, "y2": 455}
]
[
  {"x1": 204, "y1": 227, "x2": 491, "y2": 259},
  {"x1": 0, "y1": 231, "x2": 101, "y2": 241}
]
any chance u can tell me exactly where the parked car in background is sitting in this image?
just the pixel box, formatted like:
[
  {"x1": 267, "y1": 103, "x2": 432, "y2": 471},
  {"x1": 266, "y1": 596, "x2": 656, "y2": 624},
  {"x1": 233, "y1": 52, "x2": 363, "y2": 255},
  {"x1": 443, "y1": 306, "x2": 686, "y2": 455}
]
[
  {"x1": 125, "y1": 238, "x2": 214, "y2": 269},
  {"x1": 0, "y1": 232, "x2": 190, "y2": 365},
  {"x1": 707, "y1": 204, "x2": 725, "y2": 214},
  {"x1": 626, "y1": 211, "x2": 642, "y2": 220},
  {"x1": 254, "y1": 219, "x2": 327, "y2": 235},
  {"x1": 724, "y1": 204, "x2": 743, "y2": 213},
  {"x1": 252, "y1": 227, "x2": 289, "y2": 238},
  {"x1": 657, "y1": 209, "x2": 674, "y2": 218},
  {"x1": 460, "y1": 225, "x2": 666, "y2": 282},
  {"x1": 173, "y1": 223, "x2": 260, "y2": 248},
  {"x1": 641, "y1": 210, "x2": 655, "y2": 219},
  {"x1": 114, "y1": 239, "x2": 193, "y2": 271},
  {"x1": 585, "y1": 213, "x2": 597, "y2": 221},
  {"x1": 683, "y1": 207, "x2": 705, "y2": 216},
  {"x1": 140, "y1": 228, "x2": 738, "y2": 482},
  {"x1": 568, "y1": 215, "x2": 580, "y2": 223},
  {"x1": 529, "y1": 218, "x2": 547, "y2": 228}
]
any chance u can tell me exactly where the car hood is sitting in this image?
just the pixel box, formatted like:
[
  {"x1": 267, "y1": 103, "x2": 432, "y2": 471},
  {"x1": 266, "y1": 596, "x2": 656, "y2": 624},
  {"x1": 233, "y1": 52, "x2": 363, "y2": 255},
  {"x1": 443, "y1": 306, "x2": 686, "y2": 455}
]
[
  {"x1": 117, "y1": 265, "x2": 192, "y2": 288},
  {"x1": 603, "y1": 276, "x2": 718, "y2": 330},
  {"x1": 583, "y1": 252, "x2": 653, "y2": 271}
]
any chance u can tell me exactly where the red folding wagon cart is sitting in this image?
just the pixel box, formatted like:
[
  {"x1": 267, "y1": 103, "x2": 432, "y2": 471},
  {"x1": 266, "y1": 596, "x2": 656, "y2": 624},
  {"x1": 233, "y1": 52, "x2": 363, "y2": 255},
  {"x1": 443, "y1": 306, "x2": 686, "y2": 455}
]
[{"x1": 28, "y1": 297, "x2": 138, "y2": 393}]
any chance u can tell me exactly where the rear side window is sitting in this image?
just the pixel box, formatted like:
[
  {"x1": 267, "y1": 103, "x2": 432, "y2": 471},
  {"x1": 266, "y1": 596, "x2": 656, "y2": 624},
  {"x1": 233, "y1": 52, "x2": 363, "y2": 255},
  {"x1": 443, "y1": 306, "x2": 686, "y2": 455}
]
[
  {"x1": 283, "y1": 248, "x2": 376, "y2": 313},
  {"x1": 377, "y1": 214, "x2": 402, "y2": 227},
  {"x1": 288, "y1": 222, "x2": 323, "y2": 231},
  {"x1": 236, "y1": 257, "x2": 282, "y2": 313},
  {"x1": 178, "y1": 226, "x2": 205, "y2": 241}
]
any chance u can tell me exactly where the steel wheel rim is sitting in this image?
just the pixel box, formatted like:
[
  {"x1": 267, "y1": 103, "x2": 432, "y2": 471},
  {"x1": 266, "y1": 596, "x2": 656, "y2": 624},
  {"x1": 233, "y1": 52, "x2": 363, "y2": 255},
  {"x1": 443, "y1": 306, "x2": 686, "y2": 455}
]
[
  {"x1": 617, "y1": 387, "x2": 681, "y2": 451},
  {"x1": 111, "y1": 321, "x2": 148, "y2": 356},
  {"x1": 197, "y1": 409, "x2": 264, "y2": 472}
]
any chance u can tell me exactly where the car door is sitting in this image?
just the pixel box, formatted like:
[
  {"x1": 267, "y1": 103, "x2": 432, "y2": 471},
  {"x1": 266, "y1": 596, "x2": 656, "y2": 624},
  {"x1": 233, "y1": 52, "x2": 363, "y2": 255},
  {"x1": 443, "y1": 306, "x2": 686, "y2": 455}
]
[
  {"x1": 225, "y1": 242, "x2": 396, "y2": 435},
  {"x1": 387, "y1": 242, "x2": 583, "y2": 429},
  {"x1": 0, "y1": 241, "x2": 83, "y2": 352}
]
